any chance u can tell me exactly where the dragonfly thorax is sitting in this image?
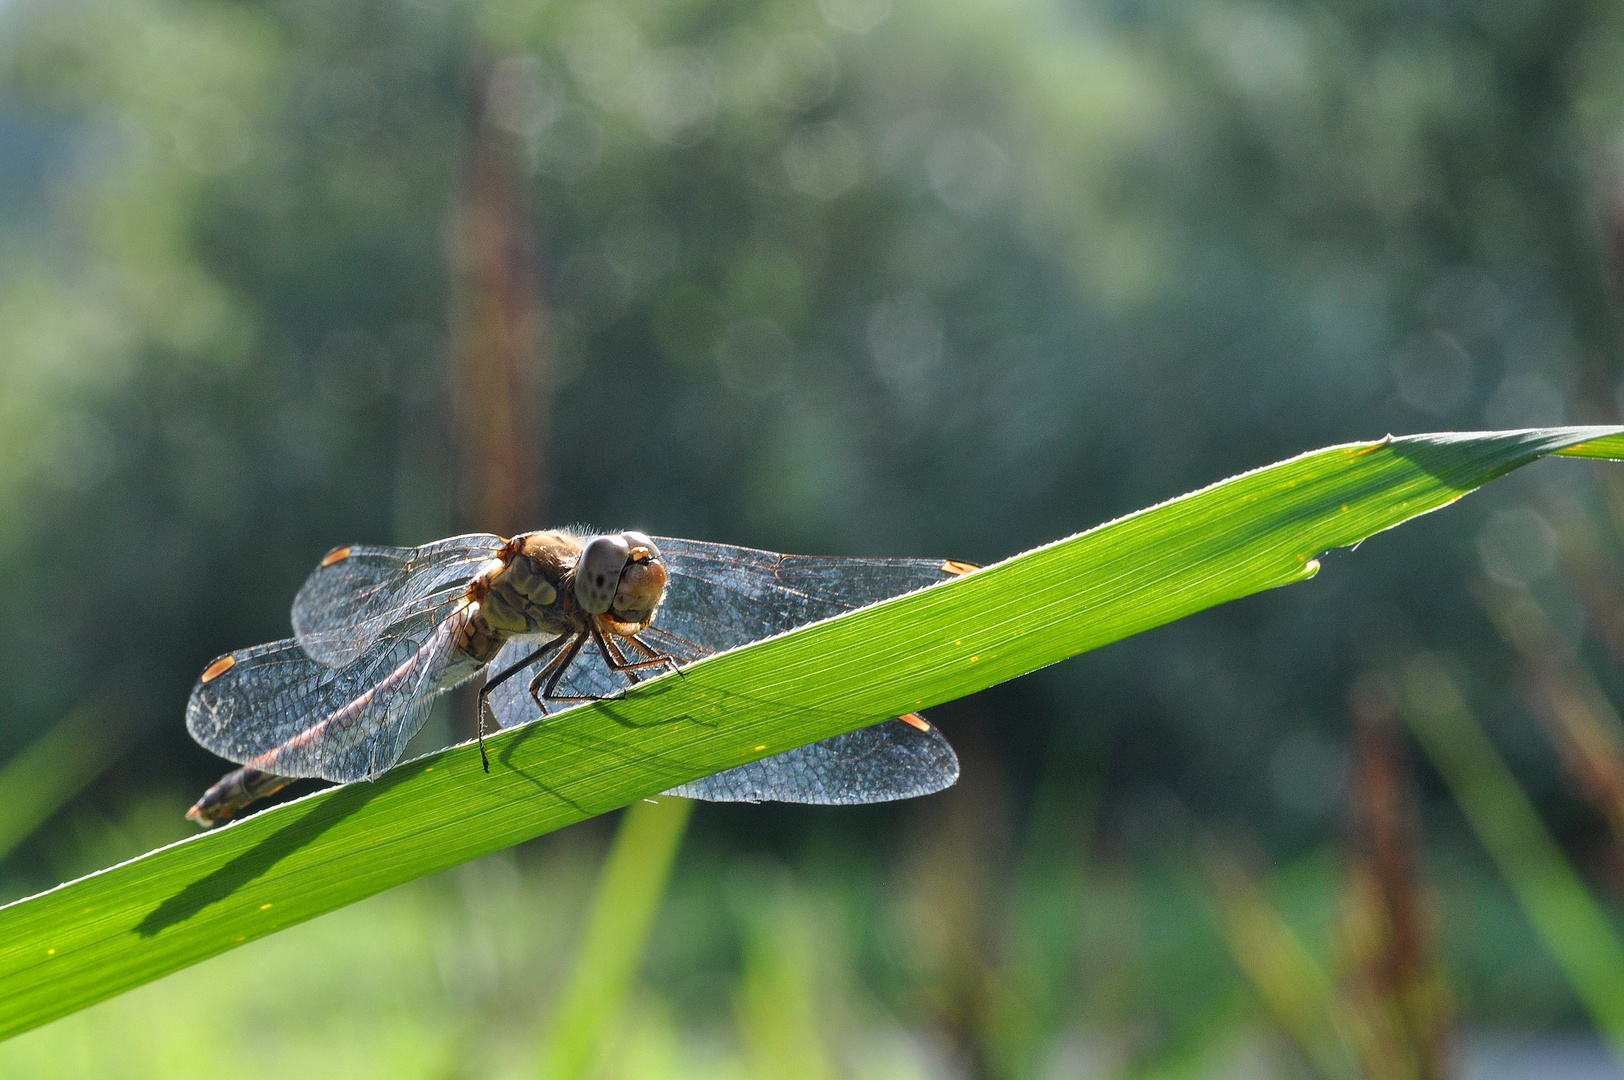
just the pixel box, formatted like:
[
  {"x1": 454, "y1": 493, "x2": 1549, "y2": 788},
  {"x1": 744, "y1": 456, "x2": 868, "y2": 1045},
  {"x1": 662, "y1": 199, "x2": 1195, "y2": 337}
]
[{"x1": 464, "y1": 531, "x2": 567, "y2": 635}]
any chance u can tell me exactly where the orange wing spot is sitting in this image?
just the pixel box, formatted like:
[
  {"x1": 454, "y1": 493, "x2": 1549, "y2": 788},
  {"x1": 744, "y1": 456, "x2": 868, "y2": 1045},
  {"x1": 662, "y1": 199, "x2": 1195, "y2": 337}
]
[
  {"x1": 321, "y1": 545, "x2": 353, "y2": 567},
  {"x1": 200, "y1": 654, "x2": 237, "y2": 683},
  {"x1": 941, "y1": 560, "x2": 979, "y2": 576},
  {"x1": 900, "y1": 712, "x2": 931, "y2": 732}
]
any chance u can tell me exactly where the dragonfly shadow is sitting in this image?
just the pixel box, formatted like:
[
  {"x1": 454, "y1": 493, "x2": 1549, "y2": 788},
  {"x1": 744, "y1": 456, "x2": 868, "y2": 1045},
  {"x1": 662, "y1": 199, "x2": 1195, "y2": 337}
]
[
  {"x1": 489, "y1": 732, "x2": 590, "y2": 816},
  {"x1": 491, "y1": 698, "x2": 698, "y2": 810},
  {"x1": 135, "y1": 764, "x2": 410, "y2": 937},
  {"x1": 493, "y1": 673, "x2": 894, "y2": 794}
]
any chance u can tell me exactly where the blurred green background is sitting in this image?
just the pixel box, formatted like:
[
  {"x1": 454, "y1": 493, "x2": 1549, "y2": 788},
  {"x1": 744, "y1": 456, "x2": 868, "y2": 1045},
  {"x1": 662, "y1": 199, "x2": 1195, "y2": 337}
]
[{"x1": 3, "y1": 0, "x2": 1624, "y2": 1075}]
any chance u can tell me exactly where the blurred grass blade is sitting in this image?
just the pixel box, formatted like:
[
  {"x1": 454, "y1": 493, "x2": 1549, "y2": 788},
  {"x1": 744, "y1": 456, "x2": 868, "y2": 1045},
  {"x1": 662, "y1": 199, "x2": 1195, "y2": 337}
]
[
  {"x1": 735, "y1": 875, "x2": 839, "y2": 1080},
  {"x1": 981, "y1": 758, "x2": 1099, "y2": 1078},
  {"x1": 1397, "y1": 655, "x2": 1624, "y2": 1060},
  {"x1": 2, "y1": 427, "x2": 1624, "y2": 1040},
  {"x1": 1478, "y1": 582, "x2": 1624, "y2": 849},
  {"x1": 1200, "y1": 844, "x2": 1357, "y2": 1080},
  {"x1": 0, "y1": 699, "x2": 129, "y2": 866},
  {"x1": 536, "y1": 796, "x2": 691, "y2": 1080},
  {"x1": 1542, "y1": 492, "x2": 1624, "y2": 672}
]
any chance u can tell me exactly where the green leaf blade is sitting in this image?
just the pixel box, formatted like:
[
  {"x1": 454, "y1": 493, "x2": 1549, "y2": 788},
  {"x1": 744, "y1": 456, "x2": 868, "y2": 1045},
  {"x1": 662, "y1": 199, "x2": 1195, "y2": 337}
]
[{"x1": 2, "y1": 426, "x2": 1621, "y2": 1039}]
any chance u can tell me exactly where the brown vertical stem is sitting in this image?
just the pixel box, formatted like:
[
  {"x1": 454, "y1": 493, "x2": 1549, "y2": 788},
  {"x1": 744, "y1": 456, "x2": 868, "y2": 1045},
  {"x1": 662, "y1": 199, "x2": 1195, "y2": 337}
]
[
  {"x1": 1341, "y1": 675, "x2": 1452, "y2": 1080},
  {"x1": 447, "y1": 52, "x2": 551, "y2": 743},
  {"x1": 449, "y1": 52, "x2": 550, "y2": 538}
]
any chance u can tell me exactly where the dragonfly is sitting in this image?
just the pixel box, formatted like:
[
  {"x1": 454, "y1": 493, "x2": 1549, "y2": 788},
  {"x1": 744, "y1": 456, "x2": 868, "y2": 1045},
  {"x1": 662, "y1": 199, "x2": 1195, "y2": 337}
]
[{"x1": 185, "y1": 529, "x2": 976, "y2": 826}]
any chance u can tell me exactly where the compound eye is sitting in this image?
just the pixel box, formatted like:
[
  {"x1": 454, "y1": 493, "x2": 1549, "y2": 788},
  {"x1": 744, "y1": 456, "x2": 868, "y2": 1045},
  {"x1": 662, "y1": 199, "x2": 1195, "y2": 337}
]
[
  {"x1": 621, "y1": 531, "x2": 660, "y2": 561},
  {"x1": 575, "y1": 535, "x2": 630, "y2": 615}
]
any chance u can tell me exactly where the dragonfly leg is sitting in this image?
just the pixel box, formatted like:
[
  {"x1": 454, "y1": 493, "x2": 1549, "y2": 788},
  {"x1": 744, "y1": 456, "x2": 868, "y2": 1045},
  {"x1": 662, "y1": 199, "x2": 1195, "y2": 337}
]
[
  {"x1": 597, "y1": 627, "x2": 681, "y2": 681},
  {"x1": 590, "y1": 629, "x2": 685, "y2": 704},
  {"x1": 531, "y1": 629, "x2": 592, "y2": 708},
  {"x1": 624, "y1": 632, "x2": 683, "y2": 675},
  {"x1": 591, "y1": 626, "x2": 675, "y2": 691},
  {"x1": 634, "y1": 628, "x2": 707, "y2": 677},
  {"x1": 526, "y1": 625, "x2": 677, "y2": 713},
  {"x1": 477, "y1": 635, "x2": 568, "y2": 772},
  {"x1": 591, "y1": 626, "x2": 636, "y2": 689}
]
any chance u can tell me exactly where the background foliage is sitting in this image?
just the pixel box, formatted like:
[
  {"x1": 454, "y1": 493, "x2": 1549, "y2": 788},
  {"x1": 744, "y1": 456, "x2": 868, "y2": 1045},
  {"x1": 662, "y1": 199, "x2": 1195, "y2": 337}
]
[{"x1": 3, "y1": 0, "x2": 1624, "y2": 1075}]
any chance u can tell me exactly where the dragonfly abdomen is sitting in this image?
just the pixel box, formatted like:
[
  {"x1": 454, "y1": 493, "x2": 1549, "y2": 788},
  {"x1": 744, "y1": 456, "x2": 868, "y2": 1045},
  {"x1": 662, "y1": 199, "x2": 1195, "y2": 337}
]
[{"x1": 457, "y1": 600, "x2": 514, "y2": 665}]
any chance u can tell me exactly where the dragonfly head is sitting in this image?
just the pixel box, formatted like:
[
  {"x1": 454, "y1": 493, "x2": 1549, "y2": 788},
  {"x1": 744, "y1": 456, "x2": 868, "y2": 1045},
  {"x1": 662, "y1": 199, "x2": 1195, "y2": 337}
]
[{"x1": 573, "y1": 532, "x2": 667, "y2": 626}]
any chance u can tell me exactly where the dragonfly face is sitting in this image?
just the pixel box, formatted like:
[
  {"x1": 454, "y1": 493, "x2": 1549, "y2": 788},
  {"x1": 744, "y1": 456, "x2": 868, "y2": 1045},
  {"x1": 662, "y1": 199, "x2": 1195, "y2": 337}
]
[
  {"x1": 596, "y1": 532, "x2": 668, "y2": 628},
  {"x1": 185, "y1": 529, "x2": 971, "y2": 826}
]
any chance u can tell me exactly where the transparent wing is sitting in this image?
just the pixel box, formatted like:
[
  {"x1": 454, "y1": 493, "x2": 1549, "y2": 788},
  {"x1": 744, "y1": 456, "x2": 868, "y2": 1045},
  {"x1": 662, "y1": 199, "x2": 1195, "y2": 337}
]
[
  {"x1": 663, "y1": 718, "x2": 959, "y2": 804},
  {"x1": 291, "y1": 533, "x2": 506, "y2": 669},
  {"x1": 649, "y1": 537, "x2": 968, "y2": 653},
  {"x1": 187, "y1": 611, "x2": 480, "y2": 783},
  {"x1": 484, "y1": 538, "x2": 970, "y2": 803}
]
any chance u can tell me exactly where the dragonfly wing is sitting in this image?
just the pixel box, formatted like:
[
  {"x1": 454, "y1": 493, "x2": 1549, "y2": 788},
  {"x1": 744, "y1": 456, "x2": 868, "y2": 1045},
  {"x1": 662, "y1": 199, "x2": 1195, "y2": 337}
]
[
  {"x1": 664, "y1": 718, "x2": 959, "y2": 804},
  {"x1": 651, "y1": 537, "x2": 968, "y2": 652},
  {"x1": 482, "y1": 539, "x2": 969, "y2": 800},
  {"x1": 482, "y1": 629, "x2": 958, "y2": 803},
  {"x1": 292, "y1": 533, "x2": 506, "y2": 668},
  {"x1": 485, "y1": 538, "x2": 969, "y2": 727},
  {"x1": 645, "y1": 539, "x2": 966, "y2": 802},
  {"x1": 187, "y1": 612, "x2": 479, "y2": 783}
]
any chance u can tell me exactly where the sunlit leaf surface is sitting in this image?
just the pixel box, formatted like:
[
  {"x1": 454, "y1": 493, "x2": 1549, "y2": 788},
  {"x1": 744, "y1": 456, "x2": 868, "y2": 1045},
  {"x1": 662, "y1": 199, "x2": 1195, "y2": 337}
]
[{"x1": 1, "y1": 427, "x2": 1621, "y2": 1040}]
